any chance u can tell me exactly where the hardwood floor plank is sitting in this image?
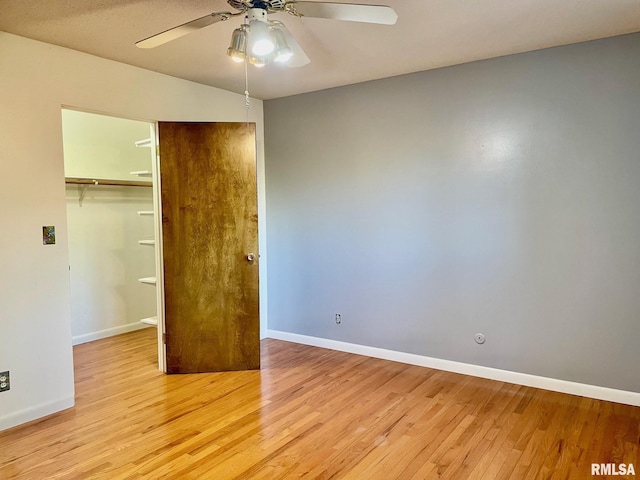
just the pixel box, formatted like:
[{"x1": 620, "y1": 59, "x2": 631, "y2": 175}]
[{"x1": 0, "y1": 328, "x2": 639, "y2": 479}]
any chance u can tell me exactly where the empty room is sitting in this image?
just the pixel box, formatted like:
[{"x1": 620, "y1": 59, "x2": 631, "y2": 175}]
[{"x1": 0, "y1": 1, "x2": 639, "y2": 478}]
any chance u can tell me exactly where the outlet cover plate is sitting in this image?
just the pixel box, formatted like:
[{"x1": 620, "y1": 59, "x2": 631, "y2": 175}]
[{"x1": 0, "y1": 371, "x2": 9, "y2": 392}]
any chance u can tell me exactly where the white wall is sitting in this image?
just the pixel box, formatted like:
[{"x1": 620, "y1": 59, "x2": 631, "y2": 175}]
[
  {"x1": 0, "y1": 32, "x2": 266, "y2": 431},
  {"x1": 264, "y1": 33, "x2": 640, "y2": 395},
  {"x1": 62, "y1": 109, "x2": 152, "y2": 180},
  {"x1": 66, "y1": 186, "x2": 156, "y2": 343}
]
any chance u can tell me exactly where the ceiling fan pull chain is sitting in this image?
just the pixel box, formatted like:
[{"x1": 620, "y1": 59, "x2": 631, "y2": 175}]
[
  {"x1": 244, "y1": 51, "x2": 251, "y2": 125},
  {"x1": 245, "y1": 87, "x2": 250, "y2": 123}
]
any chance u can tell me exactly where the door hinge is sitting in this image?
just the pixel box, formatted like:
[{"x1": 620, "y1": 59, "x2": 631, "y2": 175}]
[{"x1": 162, "y1": 333, "x2": 167, "y2": 344}]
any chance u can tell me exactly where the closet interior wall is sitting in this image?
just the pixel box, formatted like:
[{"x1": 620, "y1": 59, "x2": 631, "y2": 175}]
[{"x1": 63, "y1": 110, "x2": 157, "y2": 346}]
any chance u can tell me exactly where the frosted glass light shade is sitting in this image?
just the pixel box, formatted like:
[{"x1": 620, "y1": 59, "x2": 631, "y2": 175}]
[
  {"x1": 249, "y1": 20, "x2": 274, "y2": 56},
  {"x1": 272, "y1": 28, "x2": 293, "y2": 63},
  {"x1": 248, "y1": 55, "x2": 267, "y2": 67},
  {"x1": 227, "y1": 27, "x2": 247, "y2": 63}
]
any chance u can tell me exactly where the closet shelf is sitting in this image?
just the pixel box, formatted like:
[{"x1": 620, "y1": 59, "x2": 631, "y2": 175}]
[
  {"x1": 138, "y1": 277, "x2": 157, "y2": 285},
  {"x1": 140, "y1": 316, "x2": 158, "y2": 326},
  {"x1": 130, "y1": 170, "x2": 152, "y2": 177},
  {"x1": 138, "y1": 239, "x2": 156, "y2": 246},
  {"x1": 137, "y1": 210, "x2": 154, "y2": 216},
  {"x1": 65, "y1": 177, "x2": 152, "y2": 187}
]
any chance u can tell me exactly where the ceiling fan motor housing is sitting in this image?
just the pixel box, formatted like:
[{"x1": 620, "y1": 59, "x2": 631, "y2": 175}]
[{"x1": 247, "y1": 7, "x2": 269, "y2": 23}]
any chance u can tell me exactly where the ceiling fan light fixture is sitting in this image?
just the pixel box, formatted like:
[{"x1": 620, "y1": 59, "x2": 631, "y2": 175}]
[
  {"x1": 272, "y1": 28, "x2": 293, "y2": 63},
  {"x1": 226, "y1": 26, "x2": 247, "y2": 63}
]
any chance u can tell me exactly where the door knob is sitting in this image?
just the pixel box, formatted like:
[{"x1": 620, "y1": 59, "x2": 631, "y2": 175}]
[{"x1": 246, "y1": 253, "x2": 255, "y2": 262}]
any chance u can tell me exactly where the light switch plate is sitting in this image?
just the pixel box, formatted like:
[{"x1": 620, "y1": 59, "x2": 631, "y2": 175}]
[{"x1": 43, "y1": 226, "x2": 56, "y2": 245}]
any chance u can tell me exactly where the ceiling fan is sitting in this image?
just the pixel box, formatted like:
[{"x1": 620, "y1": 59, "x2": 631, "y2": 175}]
[{"x1": 136, "y1": 1, "x2": 397, "y2": 68}]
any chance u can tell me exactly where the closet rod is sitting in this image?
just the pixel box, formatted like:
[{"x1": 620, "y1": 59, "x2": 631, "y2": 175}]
[{"x1": 65, "y1": 177, "x2": 152, "y2": 188}]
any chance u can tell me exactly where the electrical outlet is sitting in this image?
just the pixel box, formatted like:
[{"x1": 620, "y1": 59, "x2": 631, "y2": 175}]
[
  {"x1": 0, "y1": 371, "x2": 9, "y2": 392},
  {"x1": 335, "y1": 313, "x2": 342, "y2": 324}
]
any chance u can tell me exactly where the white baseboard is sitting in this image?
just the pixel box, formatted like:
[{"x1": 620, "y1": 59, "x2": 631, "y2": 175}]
[
  {"x1": 266, "y1": 329, "x2": 640, "y2": 407},
  {"x1": 0, "y1": 396, "x2": 75, "y2": 432},
  {"x1": 72, "y1": 322, "x2": 150, "y2": 346}
]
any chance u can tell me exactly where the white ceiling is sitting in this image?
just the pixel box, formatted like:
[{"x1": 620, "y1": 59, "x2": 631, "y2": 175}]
[{"x1": 1, "y1": 0, "x2": 639, "y2": 99}]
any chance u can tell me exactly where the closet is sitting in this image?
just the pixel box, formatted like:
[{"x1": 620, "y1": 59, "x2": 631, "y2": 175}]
[
  {"x1": 63, "y1": 111, "x2": 260, "y2": 374},
  {"x1": 63, "y1": 109, "x2": 163, "y2": 370}
]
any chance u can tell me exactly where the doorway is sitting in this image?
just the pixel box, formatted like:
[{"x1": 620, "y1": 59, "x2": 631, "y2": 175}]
[{"x1": 62, "y1": 109, "x2": 161, "y2": 367}]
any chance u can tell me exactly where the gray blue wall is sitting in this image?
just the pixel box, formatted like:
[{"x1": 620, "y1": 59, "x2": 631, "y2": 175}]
[{"x1": 264, "y1": 33, "x2": 640, "y2": 393}]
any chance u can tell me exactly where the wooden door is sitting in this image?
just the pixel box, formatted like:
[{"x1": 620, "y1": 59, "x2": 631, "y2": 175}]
[{"x1": 158, "y1": 122, "x2": 259, "y2": 373}]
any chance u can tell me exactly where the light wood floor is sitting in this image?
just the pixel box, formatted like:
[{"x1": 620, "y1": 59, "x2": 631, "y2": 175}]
[{"x1": 0, "y1": 329, "x2": 638, "y2": 479}]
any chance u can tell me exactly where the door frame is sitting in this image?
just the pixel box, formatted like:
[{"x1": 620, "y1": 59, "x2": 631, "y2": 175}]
[{"x1": 149, "y1": 123, "x2": 167, "y2": 372}]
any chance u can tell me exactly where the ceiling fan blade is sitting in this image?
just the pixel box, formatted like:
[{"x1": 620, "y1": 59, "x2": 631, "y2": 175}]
[
  {"x1": 287, "y1": 2, "x2": 397, "y2": 25},
  {"x1": 136, "y1": 12, "x2": 232, "y2": 49},
  {"x1": 278, "y1": 24, "x2": 311, "y2": 67}
]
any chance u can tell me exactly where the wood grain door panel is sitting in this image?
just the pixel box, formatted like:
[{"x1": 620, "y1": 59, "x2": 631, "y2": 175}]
[{"x1": 159, "y1": 122, "x2": 259, "y2": 373}]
